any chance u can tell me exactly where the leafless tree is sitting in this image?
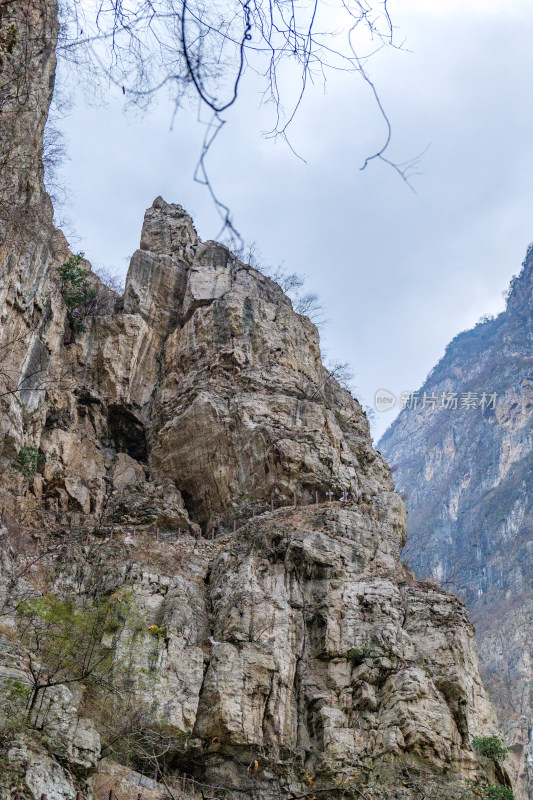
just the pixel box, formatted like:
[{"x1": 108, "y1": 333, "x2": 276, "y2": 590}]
[
  {"x1": 93, "y1": 264, "x2": 126, "y2": 295},
  {"x1": 42, "y1": 115, "x2": 69, "y2": 213},
  {"x1": 234, "y1": 243, "x2": 327, "y2": 325},
  {"x1": 0, "y1": 519, "x2": 61, "y2": 617},
  {"x1": 295, "y1": 358, "x2": 354, "y2": 403},
  {"x1": 268, "y1": 266, "x2": 327, "y2": 325},
  {"x1": 53, "y1": 0, "x2": 415, "y2": 240},
  {"x1": 0, "y1": 333, "x2": 77, "y2": 405},
  {"x1": 324, "y1": 359, "x2": 354, "y2": 393}
]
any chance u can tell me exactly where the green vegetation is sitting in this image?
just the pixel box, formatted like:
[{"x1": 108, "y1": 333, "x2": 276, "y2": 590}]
[
  {"x1": 0, "y1": 586, "x2": 173, "y2": 776},
  {"x1": 57, "y1": 252, "x2": 96, "y2": 331},
  {"x1": 344, "y1": 646, "x2": 375, "y2": 663},
  {"x1": 0, "y1": 23, "x2": 17, "y2": 68},
  {"x1": 15, "y1": 591, "x2": 135, "y2": 717},
  {"x1": 0, "y1": 677, "x2": 31, "y2": 735},
  {"x1": 472, "y1": 735, "x2": 508, "y2": 762},
  {"x1": 482, "y1": 787, "x2": 514, "y2": 800},
  {"x1": 467, "y1": 782, "x2": 514, "y2": 800},
  {"x1": 10, "y1": 445, "x2": 46, "y2": 480},
  {"x1": 0, "y1": 523, "x2": 190, "y2": 784},
  {"x1": 148, "y1": 624, "x2": 168, "y2": 640}
]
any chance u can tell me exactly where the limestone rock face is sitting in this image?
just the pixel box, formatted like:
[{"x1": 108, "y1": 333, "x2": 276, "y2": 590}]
[
  {"x1": 2, "y1": 178, "x2": 390, "y2": 534},
  {"x1": 0, "y1": 0, "x2": 68, "y2": 470},
  {"x1": 0, "y1": 2, "x2": 513, "y2": 798},
  {"x1": 124, "y1": 197, "x2": 200, "y2": 333},
  {"x1": 20, "y1": 500, "x2": 505, "y2": 800},
  {"x1": 192, "y1": 505, "x2": 496, "y2": 775},
  {"x1": 149, "y1": 234, "x2": 388, "y2": 529},
  {"x1": 379, "y1": 246, "x2": 533, "y2": 798},
  {"x1": 0, "y1": 0, "x2": 58, "y2": 231}
]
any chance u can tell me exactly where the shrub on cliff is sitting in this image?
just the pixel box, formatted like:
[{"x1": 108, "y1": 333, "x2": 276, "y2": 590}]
[
  {"x1": 468, "y1": 779, "x2": 513, "y2": 800},
  {"x1": 472, "y1": 736, "x2": 508, "y2": 762},
  {"x1": 481, "y1": 786, "x2": 513, "y2": 800},
  {"x1": 58, "y1": 252, "x2": 96, "y2": 331},
  {"x1": 15, "y1": 590, "x2": 135, "y2": 718},
  {"x1": 10, "y1": 445, "x2": 46, "y2": 480}
]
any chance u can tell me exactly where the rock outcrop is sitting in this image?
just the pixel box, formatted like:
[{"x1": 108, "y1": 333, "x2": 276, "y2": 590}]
[
  {"x1": 0, "y1": 2, "x2": 513, "y2": 799},
  {"x1": 1, "y1": 178, "x2": 509, "y2": 794},
  {"x1": 13, "y1": 500, "x2": 502, "y2": 800},
  {"x1": 379, "y1": 248, "x2": 533, "y2": 798}
]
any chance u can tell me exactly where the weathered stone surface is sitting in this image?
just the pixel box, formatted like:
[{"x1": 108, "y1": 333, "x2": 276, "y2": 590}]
[
  {"x1": 0, "y1": 0, "x2": 68, "y2": 471},
  {"x1": 191, "y1": 507, "x2": 496, "y2": 773},
  {"x1": 149, "y1": 235, "x2": 389, "y2": 529},
  {"x1": 124, "y1": 199, "x2": 198, "y2": 334},
  {"x1": 15, "y1": 502, "x2": 503, "y2": 799}
]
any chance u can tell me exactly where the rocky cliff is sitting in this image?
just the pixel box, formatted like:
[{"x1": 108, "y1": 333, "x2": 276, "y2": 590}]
[
  {"x1": 379, "y1": 250, "x2": 533, "y2": 797},
  {"x1": 0, "y1": 2, "x2": 512, "y2": 799}
]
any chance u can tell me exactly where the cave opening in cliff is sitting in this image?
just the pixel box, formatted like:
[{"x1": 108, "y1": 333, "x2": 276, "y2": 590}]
[
  {"x1": 107, "y1": 404, "x2": 148, "y2": 463},
  {"x1": 180, "y1": 488, "x2": 207, "y2": 533}
]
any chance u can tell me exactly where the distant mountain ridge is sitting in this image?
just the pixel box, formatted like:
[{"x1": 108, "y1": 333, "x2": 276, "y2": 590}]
[{"x1": 379, "y1": 246, "x2": 533, "y2": 798}]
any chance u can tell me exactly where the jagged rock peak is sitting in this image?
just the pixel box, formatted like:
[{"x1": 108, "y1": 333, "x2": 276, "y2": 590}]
[{"x1": 139, "y1": 196, "x2": 200, "y2": 260}]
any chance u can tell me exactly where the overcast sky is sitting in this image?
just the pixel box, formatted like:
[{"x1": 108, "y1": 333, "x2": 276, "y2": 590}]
[{"x1": 52, "y1": 0, "x2": 533, "y2": 441}]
